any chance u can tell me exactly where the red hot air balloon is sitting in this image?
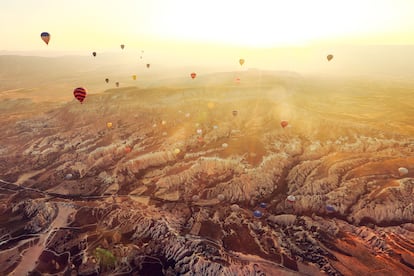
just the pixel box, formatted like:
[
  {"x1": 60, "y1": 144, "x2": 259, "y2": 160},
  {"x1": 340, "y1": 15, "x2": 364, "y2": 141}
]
[
  {"x1": 73, "y1": 87, "x2": 87, "y2": 104},
  {"x1": 281, "y1": 121, "x2": 288, "y2": 128},
  {"x1": 125, "y1": 146, "x2": 132, "y2": 153},
  {"x1": 190, "y1": 72, "x2": 196, "y2": 79}
]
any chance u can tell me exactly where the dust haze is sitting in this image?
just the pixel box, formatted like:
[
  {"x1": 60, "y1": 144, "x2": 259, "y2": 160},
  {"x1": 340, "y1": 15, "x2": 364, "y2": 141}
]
[{"x1": 1, "y1": 46, "x2": 414, "y2": 275}]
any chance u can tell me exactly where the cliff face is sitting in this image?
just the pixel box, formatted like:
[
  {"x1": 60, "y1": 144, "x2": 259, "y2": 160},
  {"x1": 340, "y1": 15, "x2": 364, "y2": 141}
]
[{"x1": 1, "y1": 74, "x2": 413, "y2": 275}]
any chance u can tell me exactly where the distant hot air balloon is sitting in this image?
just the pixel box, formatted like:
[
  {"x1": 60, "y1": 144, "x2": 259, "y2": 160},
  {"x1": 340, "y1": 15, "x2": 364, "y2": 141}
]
[
  {"x1": 132, "y1": 75, "x2": 137, "y2": 80},
  {"x1": 326, "y1": 204, "x2": 335, "y2": 212},
  {"x1": 253, "y1": 210, "x2": 263, "y2": 218},
  {"x1": 40, "y1": 32, "x2": 50, "y2": 45},
  {"x1": 287, "y1": 195, "x2": 296, "y2": 203},
  {"x1": 125, "y1": 146, "x2": 132, "y2": 153},
  {"x1": 239, "y1": 59, "x2": 245, "y2": 66},
  {"x1": 259, "y1": 202, "x2": 267, "y2": 208},
  {"x1": 64, "y1": 173, "x2": 73, "y2": 180},
  {"x1": 106, "y1": 122, "x2": 113, "y2": 129},
  {"x1": 232, "y1": 110, "x2": 238, "y2": 117},
  {"x1": 196, "y1": 129, "x2": 203, "y2": 135},
  {"x1": 222, "y1": 143, "x2": 228, "y2": 148},
  {"x1": 192, "y1": 195, "x2": 200, "y2": 201},
  {"x1": 217, "y1": 194, "x2": 225, "y2": 201},
  {"x1": 146, "y1": 63, "x2": 150, "y2": 68},
  {"x1": 73, "y1": 87, "x2": 87, "y2": 104},
  {"x1": 190, "y1": 72, "x2": 197, "y2": 79},
  {"x1": 115, "y1": 82, "x2": 119, "y2": 87},
  {"x1": 105, "y1": 78, "x2": 109, "y2": 83},
  {"x1": 92, "y1": 52, "x2": 96, "y2": 57},
  {"x1": 281, "y1": 121, "x2": 288, "y2": 128},
  {"x1": 398, "y1": 167, "x2": 408, "y2": 176},
  {"x1": 120, "y1": 44, "x2": 125, "y2": 50},
  {"x1": 173, "y1": 148, "x2": 181, "y2": 155},
  {"x1": 327, "y1": 54, "x2": 334, "y2": 61}
]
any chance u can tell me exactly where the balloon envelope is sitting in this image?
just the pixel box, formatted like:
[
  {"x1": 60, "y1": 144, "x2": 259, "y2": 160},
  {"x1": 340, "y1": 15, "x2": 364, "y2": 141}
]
[
  {"x1": 281, "y1": 121, "x2": 288, "y2": 128},
  {"x1": 259, "y1": 202, "x2": 267, "y2": 208},
  {"x1": 132, "y1": 75, "x2": 137, "y2": 80},
  {"x1": 146, "y1": 63, "x2": 150, "y2": 68},
  {"x1": 232, "y1": 110, "x2": 238, "y2": 116},
  {"x1": 326, "y1": 205, "x2": 335, "y2": 212},
  {"x1": 73, "y1": 87, "x2": 87, "y2": 104},
  {"x1": 287, "y1": 195, "x2": 296, "y2": 203},
  {"x1": 106, "y1": 122, "x2": 113, "y2": 129},
  {"x1": 190, "y1": 72, "x2": 197, "y2": 79},
  {"x1": 120, "y1": 44, "x2": 125, "y2": 50},
  {"x1": 105, "y1": 78, "x2": 109, "y2": 83},
  {"x1": 239, "y1": 59, "x2": 245, "y2": 66},
  {"x1": 115, "y1": 82, "x2": 119, "y2": 87},
  {"x1": 64, "y1": 173, "x2": 73, "y2": 180},
  {"x1": 92, "y1": 52, "x2": 96, "y2": 57},
  {"x1": 40, "y1": 32, "x2": 50, "y2": 45},
  {"x1": 398, "y1": 167, "x2": 408, "y2": 176},
  {"x1": 327, "y1": 54, "x2": 334, "y2": 61},
  {"x1": 217, "y1": 194, "x2": 225, "y2": 201},
  {"x1": 253, "y1": 210, "x2": 263, "y2": 218}
]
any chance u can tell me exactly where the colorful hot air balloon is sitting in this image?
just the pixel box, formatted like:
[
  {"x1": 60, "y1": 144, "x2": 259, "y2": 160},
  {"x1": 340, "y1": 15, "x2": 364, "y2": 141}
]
[
  {"x1": 40, "y1": 32, "x2": 50, "y2": 45},
  {"x1": 253, "y1": 210, "x2": 263, "y2": 218},
  {"x1": 326, "y1": 204, "x2": 335, "y2": 212},
  {"x1": 232, "y1": 110, "x2": 238, "y2": 117},
  {"x1": 259, "y1": 202, "x2": 267, "y2": 208},
  {"x1": 115, "y1": 82, "x2": 119, "y2": 87},
  {"x1": 105, "y1": 78, "x2": 109, "y2": 83},
  {"x1": 190, "y1": 72, "x2": 197, "y2": 79},
  {"x1": 92, "y1": 52, "x2": 96, "y2": 57},
  {"x1": 146, "y1": 64, "x2": 150, "y2": 68},
  {"x1": 327, "y1": 54, "x2": 334, "y2": 61},
  {"x1": 398, "y1": 167, "x2": 408, "y2": 176},
  {"x1": 239, "y1": 59, "x2": 245, "y2": 66},
  {"x1": 281, "y1": 121, "x2": 288, "y2": 128},
  {"x1": 132, "y1": 75, "x2": 137, "y2": 80},
  {"x1": 73, "y1": 87, "x2": 87, "y2": 104},
  {"x1": 120, "y1": 44, "x2": 125, "y2": 50},
  {"x1": 106, "y1": 122, "x2": 113, "y2": 129},
  {"x1": 287, "y1": 195, "x2": 296, "y2": 203}
]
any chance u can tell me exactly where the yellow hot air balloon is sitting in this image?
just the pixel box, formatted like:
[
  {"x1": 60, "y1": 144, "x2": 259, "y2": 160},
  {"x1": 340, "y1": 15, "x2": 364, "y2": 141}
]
[
  {"x1": 106, "y1": 122, "x2": 113, "y2": 129},
  {"x1": 132, "y1": 75, "x2": 137, "y2": 80},
  {"x1": 173, "y1": 148, "x2": 181, "y2": 155},
  {"x1": 239, "y1": 59, "x2": 245, "y2": 66}
]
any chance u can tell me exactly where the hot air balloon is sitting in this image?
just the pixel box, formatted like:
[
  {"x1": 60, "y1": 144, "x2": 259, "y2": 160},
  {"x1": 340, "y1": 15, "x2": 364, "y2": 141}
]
[
  {"x1": 327, "y1": 54, "x2": 334, "y2": 61},
  {"x1": 398, "y1": 167, "x2": 408, "y2": 176},
  {"x1": 146, "y1": 63, "x2": 150, "y2": 68},
  {"x1": 40, "y1": 32, "x2": 50, "y2": 45},
  {"x1": 287, "y1": 195, "x2": 296, "y2": 203},
  {"x1": 92, "y1": 52, "x2": 96, "y2": 57},
  {"x1": 281, "y1": 121, "x2": 288, "y2": 128},
  {"x1": 196, "y1": 129, "x2": 202, "y2": 135},
  {"x1": 120, "y1": 44, "x2": 125, "y2": 50},
  {"x1": 259, "y1": 202, "x2": 267, "y2": 208},
  {"x1": 326, "y1": 204, "x2": 335, "y2": 212},
  {"x1": 239, "y1": 59, "x2": 245, "y2": 66},
  {"x1": 105, "y1": 78, "x2": 109, "y2": 83},
  {"x1": 217, "y1": 194, "x2": 225, "y2": 201},
  {"x1": 65, "y1": 173, "x2": 73, "y2": 180},
  {"x1": 232, "y1": 110, "x2": 238, "y2": 117},
  {"x1": 190, "y1": 72, "x2": 196, "y2": 79},
  {"x1": 192, "y1": 195, "x2": 200, "y2": 201},
  {"x1": 125, "y1": 146, "x2": 132, "y2": 153},
  {"x1": 73, "y1": 87, "x2": 87, "y2": 104},
  {"x1": 230, "y1": 204, "x2": 240, "y2": 211},
  {"x1": 115, "y1": 82, "x2": 119, "y2": 87},
  {"x1": 222, "y1": 143, "x2": 228, "y2": 148},
  {"x1": 253, "y1": 210, "x2": 263, "y2": 218},
  {"x1": 132, "y1": 75, "x2": 137, "y2": 80},
  {"x1": 173, "y1": 148, "x2": 181, "y2": 155},
  {"x1": 106, "y1": 122, "x2": 113, "y2": 129}
]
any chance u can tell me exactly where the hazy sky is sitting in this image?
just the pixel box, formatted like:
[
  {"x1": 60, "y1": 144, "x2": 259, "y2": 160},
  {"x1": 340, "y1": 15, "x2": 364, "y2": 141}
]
[{"x1": 1, "y1": 0, "x2": 414, "y2": 53}]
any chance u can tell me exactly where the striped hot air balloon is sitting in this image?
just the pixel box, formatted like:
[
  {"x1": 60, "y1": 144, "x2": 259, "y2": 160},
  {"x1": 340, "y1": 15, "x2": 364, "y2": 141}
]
[{"x1": 73, "y1": 87, "x2": 87, "y2": 104}]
